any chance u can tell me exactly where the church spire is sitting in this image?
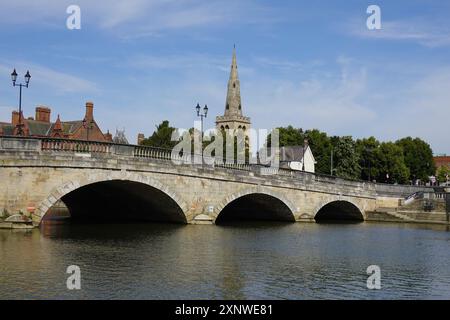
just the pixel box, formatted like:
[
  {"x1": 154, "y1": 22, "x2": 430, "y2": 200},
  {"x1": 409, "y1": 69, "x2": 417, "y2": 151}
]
[{"x1": 224, "y1": 46, "x2": 242, "y2": 117}]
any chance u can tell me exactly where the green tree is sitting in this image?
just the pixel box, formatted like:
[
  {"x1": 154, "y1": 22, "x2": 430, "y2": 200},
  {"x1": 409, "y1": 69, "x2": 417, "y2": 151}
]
[
  {"x1": 141, "y1": 120, "x2": 178, "y2": 149},
  {"x1": 396, "y1": 137, "x2": 435, "y2": 181},
  {"x1": 333, "y1": 136, "x2": 361, "y2": 180},
  {"x1": 437, "y1": 166, "x2": 449, "y2": 184},
  {"x1": 304, "y1": 129, "x2": 332, "y2": 175},
  {"x1": 277, "y1": 125, "x2": 304, "y2": 147},
  {"x1": 377, "y1": 142, "x2": 410, "y2": 184},
  {"x1": 356, "y1": 137, "x2": 381, "y2": 181}
]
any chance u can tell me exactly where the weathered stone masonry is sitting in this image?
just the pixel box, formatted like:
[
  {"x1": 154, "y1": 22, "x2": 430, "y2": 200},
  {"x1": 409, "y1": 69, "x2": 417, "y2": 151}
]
[{"x1": 0, "y1": 137, "x2": 430, "y2": 225}]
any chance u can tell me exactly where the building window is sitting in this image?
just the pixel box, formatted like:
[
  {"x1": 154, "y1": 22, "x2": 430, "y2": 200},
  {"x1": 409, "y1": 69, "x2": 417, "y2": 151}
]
[
  {"x1": 238, "y1": 104, "x2": 241, "y2": 110},
  {"x1": 233, "y1": 83, "x2": 236, "y2": 88},
  {"x1": 226, "y1": 104, "x2": 229, "y2": 110}
]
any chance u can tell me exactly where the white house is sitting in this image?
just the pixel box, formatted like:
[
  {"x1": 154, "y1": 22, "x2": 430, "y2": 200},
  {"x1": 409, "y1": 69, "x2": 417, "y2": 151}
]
[{"x1": 279, "y1": 145, "x2": 316, "y2": 173}]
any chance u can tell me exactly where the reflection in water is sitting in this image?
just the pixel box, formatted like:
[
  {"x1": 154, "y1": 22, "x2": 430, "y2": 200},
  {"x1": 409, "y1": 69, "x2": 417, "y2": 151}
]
[{"x1": 1, "y1": 221, "x2": 450, "y2": 299}]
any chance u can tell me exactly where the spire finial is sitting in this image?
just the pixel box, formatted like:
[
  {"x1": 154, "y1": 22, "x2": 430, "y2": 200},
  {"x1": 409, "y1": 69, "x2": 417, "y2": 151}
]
[{"x1": 223, "y1": 46, "x2": 242, "y2": 117}]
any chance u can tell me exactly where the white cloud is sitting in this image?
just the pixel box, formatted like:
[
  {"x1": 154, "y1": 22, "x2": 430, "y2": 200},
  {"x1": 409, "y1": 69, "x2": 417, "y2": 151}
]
[
  {"x1": 0, "y1": 0, "x2": 276, "y2": 37},
  {"x1": 376, "y1": 67, "x2": 450, "y2": 154},
  {"x1": 349, "y1": 18, "x2": 450, "y2": 47},
  {"x1": 0, "y1": 62, "x2": 98, "y2": 94}
]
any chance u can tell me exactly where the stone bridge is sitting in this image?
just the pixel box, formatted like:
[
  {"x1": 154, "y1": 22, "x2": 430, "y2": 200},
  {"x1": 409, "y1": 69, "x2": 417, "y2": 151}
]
[{"x1": 0, "y1": 137, "x2": 430, "y2": 226}]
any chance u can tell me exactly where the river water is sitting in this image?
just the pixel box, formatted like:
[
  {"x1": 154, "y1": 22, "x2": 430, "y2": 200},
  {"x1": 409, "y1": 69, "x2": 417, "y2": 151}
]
[{"x1": 1, "y1": 221, "x2": 450, "y2": 300}]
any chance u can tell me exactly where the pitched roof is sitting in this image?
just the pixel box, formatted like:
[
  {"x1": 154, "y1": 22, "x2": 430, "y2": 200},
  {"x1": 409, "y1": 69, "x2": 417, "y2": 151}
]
[
  {"x1": 26, "y1": 120, "x2": 52, "y2": 136},
  {"x1": 0, "y1": 123, "x2": 14, "y2": 135},
  {"x1": 280, "y1": 146, "x2": 308, "y2": 162},
  {"x1": 60, "y1": 120, "x2": 84, "y2": 134}
]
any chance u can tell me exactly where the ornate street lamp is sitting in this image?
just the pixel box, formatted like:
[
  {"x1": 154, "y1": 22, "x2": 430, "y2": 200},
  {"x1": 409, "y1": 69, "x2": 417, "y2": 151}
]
[
  {"x1": 195, "y1": 103, "x2": 208, "y2": 138},
  {"x1": 195, "y1": 103, "x2": 208, "y2": 163},
  {"x1": 11, "y1": 69, "x2": 31, "y2": 136}
]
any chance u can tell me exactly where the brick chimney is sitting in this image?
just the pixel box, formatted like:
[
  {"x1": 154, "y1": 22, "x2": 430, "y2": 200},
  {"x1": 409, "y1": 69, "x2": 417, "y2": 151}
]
[
  {"x1": 12, "y1": 111, "x2": 20, "y2": 126},
  {"x1": 104, "y1": 130, "x2": 113, "y2": 142},
  {"x1": 35, "y1": 106, "x2": 51, "y2": 122},
  {"x1": 85, "y1": 101, "x2": 94, "y2": 120}
]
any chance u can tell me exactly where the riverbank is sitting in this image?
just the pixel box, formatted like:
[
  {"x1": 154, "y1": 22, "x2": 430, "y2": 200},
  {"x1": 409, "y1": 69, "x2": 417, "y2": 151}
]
[
  {"x1": 0, "y1": 222, "x2": 34, "y2": 229},
  {"x1": 367, "y1": 210, "x2": 449, "y2": 225}
]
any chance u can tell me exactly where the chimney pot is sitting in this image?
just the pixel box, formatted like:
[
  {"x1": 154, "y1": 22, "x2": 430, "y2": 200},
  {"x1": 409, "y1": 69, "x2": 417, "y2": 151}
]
[
  {"x1": 35, "y1": 106, "x2": 51, "y2": 122},
  {"x1": 85, "y1": 101, "x2": 94, "y2": 120}
]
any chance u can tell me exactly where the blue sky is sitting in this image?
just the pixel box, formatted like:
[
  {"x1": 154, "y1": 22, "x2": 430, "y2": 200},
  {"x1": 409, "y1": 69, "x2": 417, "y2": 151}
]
[{"x1": 0, "y1": 0, "x2": 449, "y2": 153}]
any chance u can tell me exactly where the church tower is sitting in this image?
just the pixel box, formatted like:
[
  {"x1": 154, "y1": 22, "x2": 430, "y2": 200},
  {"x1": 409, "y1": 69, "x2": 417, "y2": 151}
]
[{"x1": 216, "y1": 47, "x2": 251, "y2": 134}]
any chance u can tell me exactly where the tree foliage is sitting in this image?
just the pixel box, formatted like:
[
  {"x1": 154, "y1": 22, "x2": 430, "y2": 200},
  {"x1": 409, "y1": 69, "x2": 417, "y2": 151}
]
[
  {"x1": 395, "y1": 137, "x2": 435, "y2": 181},
  {"x1": 333, "y1": 136, "x2": 361, "y2": 180},
  {"x1": 437, "y1": 166, "x2": 449, "y2": 183},
  {"x1": 304, "y1": 129, "x2": 332, "y2": 175},
  {"x1": 356, "y1": 137, "x2": 381, "y2": 182},
  {"x1": 141, "y1": 120, "x2": 178, "y2": 149},
  {"x1": 377, "y1": 142, "x2": 410, "y2": 184},
  {"x1": 273, "y1": 125, "x2": 435, "y2": 184}
]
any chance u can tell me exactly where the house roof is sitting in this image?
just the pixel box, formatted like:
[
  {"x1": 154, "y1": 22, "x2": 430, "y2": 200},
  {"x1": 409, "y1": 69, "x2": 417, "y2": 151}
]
[
  {"x1": 434, "y1": 156, "x2": 450, "y2": 167},
  {"x1": 0, "y1": 124, "x2": 14, "y2": 135},
  {"x1": 0, "y1": 119, "x2": 85, "y2": 137},
  {"x1": 280, "y1": 146, "x2": 306, "y2": 162},
  {"x1": 26, "y1": 120, "x2": 52, "y2": 136}
]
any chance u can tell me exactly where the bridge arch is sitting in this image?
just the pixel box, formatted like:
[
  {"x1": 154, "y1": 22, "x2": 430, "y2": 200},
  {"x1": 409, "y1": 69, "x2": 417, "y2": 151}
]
[
  {"x1": 35, "y1": 171, "x2": 189, "y2": 225},
  {"x1": 213, "y1": 189, "x2": 296, "y2": 224},
  {"x1": 314, "y1": 199, "x2": 365, "y2": 222}
]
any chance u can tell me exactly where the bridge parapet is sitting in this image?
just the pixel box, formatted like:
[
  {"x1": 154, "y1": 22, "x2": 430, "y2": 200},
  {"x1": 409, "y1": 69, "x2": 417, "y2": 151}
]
[{"x1": 0, "y1": 136, "x2": 432, "y2": 199}]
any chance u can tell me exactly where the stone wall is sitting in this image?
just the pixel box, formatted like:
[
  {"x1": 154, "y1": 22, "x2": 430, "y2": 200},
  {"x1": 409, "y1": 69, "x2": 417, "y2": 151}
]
[{"x1": 0, "y1": 137, "x2": 432, "y2": 225}]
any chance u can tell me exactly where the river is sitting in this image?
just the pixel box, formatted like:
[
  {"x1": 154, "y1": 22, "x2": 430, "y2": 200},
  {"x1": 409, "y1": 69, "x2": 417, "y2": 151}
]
[{"x1": 1, "y1": 221, "x2": 450, "y2": 299}]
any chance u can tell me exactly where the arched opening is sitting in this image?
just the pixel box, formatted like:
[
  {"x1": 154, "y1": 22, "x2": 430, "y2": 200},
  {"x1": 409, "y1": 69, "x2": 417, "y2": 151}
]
[
  {"x1": 314, "y1": 201, "x2": 364, "y2": 223},
  {"x1": 216, "y1": 193, "x2": 295, "y2": 224},
  {"x1": 42, "y1": 180, "x2": 186, "y2": 224}
]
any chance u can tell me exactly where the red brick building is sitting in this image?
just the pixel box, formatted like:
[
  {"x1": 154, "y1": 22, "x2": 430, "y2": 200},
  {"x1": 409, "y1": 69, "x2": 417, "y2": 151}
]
[
  {"x1": 0, "y1": 102, "x2": 112, "y2": 142},
  {"x1": 434, "y1": 155, "x2": 450, "y2": 171}
]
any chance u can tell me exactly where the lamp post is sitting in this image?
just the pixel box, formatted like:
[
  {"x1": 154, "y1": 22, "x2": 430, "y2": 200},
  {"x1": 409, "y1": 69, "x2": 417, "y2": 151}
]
[
  {"x1": 195, "y1": 103, "x2": 208, "y2": 138},
  {"x1": 365, "y1": 147, "x2": 373, "y2": 182},
  {"x1": 195, "y1": 103, "x2": 208, "y2": 164},
  {"x1": 82, "y1": 118, "x2": 94, "y2": 141},
  {"x1": 11, "y1": 69, "x2": 31, "y2": 136}
]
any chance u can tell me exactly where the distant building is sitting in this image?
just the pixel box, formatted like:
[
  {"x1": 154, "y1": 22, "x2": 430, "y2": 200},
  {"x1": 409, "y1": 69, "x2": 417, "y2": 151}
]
[
  {"x1": 216, "y1": 47, "x2": 251, "y2": 141},
  {"x1": 137, "y1": 133, "x2": 145, "y2": 145},
  {"x1": 0, "y1": 102, "x2": 112, "y2": 142},
  {"x1": 279, "y1": 145, "x2": 316, "y2": 173},
  {"x1": 434, "y1": 155, "x2": 450, "y2": 171}
]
